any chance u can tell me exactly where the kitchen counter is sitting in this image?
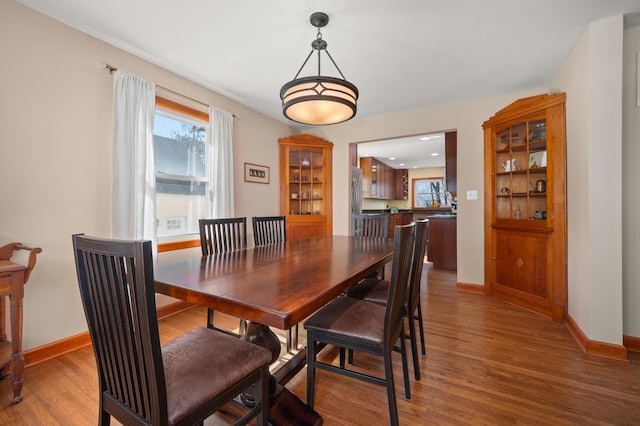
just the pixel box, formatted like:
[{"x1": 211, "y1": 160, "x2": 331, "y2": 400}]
[
  {"x1": 427, "y1": 215, "x2": 457, "y2": 271},
  {"x1": 358, "y1": 210, "x2": 456, "y2": 269}
]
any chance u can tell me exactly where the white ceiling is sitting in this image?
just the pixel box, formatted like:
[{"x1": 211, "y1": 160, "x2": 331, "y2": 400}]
[
  {"x1": 358, "y1": 133, "x2": 446, "y2": 170},
  {"x1": 17, "y1": 0, "x2": 640, "y2": 167}
]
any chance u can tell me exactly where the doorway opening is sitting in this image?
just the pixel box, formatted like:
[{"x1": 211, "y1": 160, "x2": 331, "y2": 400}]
[{"x1": 349, "y1": 131, "x2": 458, "y2": 272}]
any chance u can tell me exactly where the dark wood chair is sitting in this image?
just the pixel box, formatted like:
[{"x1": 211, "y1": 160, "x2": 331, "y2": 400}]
[
  {"x1": 352, "y1": 213, "x2": 390, "y2": 279},
  {"x1": 199, "y1": 218, "x2": 248, "y2": 335},
  {"x1": 72, "y1": 234, "x2": 271, "y2": 426},
  {"x1": 252, "y1": 216, "x2": 286, "y2": 247},
  {"x1": 304, "y1": 223, "x2": 416, "y2": 426},
  {"x1": 251, "y1": 216, "x2": 298, "y2": 353},
  {"x1": 351, "y1": 213, "x2": 389, "y2": 238},
  {"x1": 347, "y1": 219, "x2": 430, "y2": 380}
]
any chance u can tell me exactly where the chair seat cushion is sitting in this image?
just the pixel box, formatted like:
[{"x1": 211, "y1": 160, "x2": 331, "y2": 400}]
[
  {"x1": 162, "y1": 327, "x2": 272, "y2": 426},
  {"x1": 346, "y1": 278, "x2": 389, "y2": 306},
  {"x1": 304, "y1": 297, "x2": 386, "y2": 346}
]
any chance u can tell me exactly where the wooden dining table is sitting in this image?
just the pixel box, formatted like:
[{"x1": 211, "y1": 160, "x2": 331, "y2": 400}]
[{"x1": 154, "y1": 234, "x2": 394, "y2": 425}]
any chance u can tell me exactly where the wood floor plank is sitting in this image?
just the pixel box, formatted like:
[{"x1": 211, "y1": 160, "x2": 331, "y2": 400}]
[{"x1": 0, "y1": 267, "x2": 638, "y2": 425}]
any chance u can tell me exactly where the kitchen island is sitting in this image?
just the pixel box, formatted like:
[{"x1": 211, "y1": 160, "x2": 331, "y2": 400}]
[
  {"x1": 425, "y1": 215, "x2": 457, "y2": 271},
  {"x1": 361, "y1": 210, "x2": 457, "y2": 271}
]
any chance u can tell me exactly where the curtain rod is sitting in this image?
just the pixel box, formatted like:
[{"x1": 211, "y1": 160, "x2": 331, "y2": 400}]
[{"x1": 100, "y1": 62, "x2": 238, "y2": 119}]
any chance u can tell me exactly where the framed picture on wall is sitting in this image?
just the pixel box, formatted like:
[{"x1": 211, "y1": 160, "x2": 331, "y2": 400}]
[{"x1": 244, "y1": 163, "x2": 269, "y2": 184}]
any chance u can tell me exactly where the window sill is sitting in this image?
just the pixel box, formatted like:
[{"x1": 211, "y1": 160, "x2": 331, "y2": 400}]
[{"x1": 158, "y1": 239, "x2": 200, "y2": 252}]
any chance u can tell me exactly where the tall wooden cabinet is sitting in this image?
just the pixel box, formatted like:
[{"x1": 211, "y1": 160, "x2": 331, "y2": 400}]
[
  {"x1": 483, "y1": 93, "x2": 567, "y2": 323},
  {"x1": 445, "y1": 131, "x2": 457, "y2": 194},
  {"x1": 360, "y1": 157, "x2": 406, "y2": 200},
  {"x1": 279, "y1": 134, "x2": 333, "y2": 241},
  {"x1": 395, "y1": 169, "x2": 409, "y2": 200}
]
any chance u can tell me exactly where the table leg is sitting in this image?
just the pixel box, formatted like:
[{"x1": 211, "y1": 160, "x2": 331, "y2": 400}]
[
  {"x1": 241, "y1": 322, "x2": 282, "y2": 363},
  {"x1": 239, "y1": 322, "x2": 322, "y2": 425},
  {"x1": 240, "y1": 322, "x2": 280, "y2": 406}
]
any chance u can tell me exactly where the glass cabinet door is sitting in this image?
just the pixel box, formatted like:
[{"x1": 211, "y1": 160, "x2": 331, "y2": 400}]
[
  {"x1": 287, "y1": 147, "x2": 324, "y2": 216},
  {"x1": 494, "y1": 118, "x2": 547, "y2": 223}
]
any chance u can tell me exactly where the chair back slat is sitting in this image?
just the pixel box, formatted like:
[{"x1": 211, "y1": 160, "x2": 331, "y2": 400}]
[
  {"x1": 73, "y1": 235, "x2": 165, "y2": 425},
  {"x1": 408, "y1": 219, "x2": 430, "y2": 311},
  {"x1": 352, "y1": 214, "x2": 389, "y2": 238},
  {"x1": 384, "y1": 223, "x2": 416, "y2": 348},
  {"x1": 252, "y1": 216, "x2": 286, "y2": 246},
  {"x1": 199, "y1": 218, "x2": 248, "y2": 255}
]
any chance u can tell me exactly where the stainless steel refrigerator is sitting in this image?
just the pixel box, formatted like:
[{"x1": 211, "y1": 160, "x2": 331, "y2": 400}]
[{"x1": 351, "y1": 166, "x2": 362, "y2": 215}]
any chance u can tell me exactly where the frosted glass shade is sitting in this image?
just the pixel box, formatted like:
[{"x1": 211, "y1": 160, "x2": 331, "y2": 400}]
[{"x1": 280, "y1": 76, "x2": 358, "y2": 125}]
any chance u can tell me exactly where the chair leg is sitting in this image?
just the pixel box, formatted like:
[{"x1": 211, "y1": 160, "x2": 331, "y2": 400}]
[
  {"x1": 239, "y1": 318, "x2": 247, "y2": 335},
  {"x1": 306, "y1": 334, "x2": 316, "y2": 409},
  {"x1": 383, "y1": 346, "x2": 400, "y2": 426},
  {"x1": 399, "y1": 325, "x2": 411, "y2": 400},
  {"x1": 256, "y1": 366, "x2": 269, "y2": 426},
  {"x1": 207, "y1": 308, "x2": 214, "y2": 329},
  {"x1": 286, "y1": 324, "x2": 299, "y2": 353},
  {"x1": 417, "y1": 301, "x2": 426, "y2": 356},
  {"x1": 98, "y1": 407, "x2": 110, "y2": 426},
  {"x1": 407, "y1": 311, "x2": 421, "y2": 380}
]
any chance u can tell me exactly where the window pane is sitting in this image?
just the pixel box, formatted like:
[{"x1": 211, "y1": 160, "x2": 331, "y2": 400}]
[
  {"x1": 154, "y1": 114, "x2": 206, "y2": 177},
  {"x1": 154, "y1": 110, "x2": 209, "y2": 239},
  {"x1": 412, "y1": 177, "x2": 452, "y2": 208}
]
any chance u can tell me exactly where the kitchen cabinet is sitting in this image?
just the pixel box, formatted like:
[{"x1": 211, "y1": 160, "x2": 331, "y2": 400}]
[
  {"x1": 395, "y1": 169, "x2": 408, "y2": 200},
  {"x1": 360, "y1": 157, "x2": 406, "y2": 200},
  {"x1": 279, "y1": 134, "x2": 333, "y2": 241},
  {"x1": 445, "y1": 131, "x2": 457, "y2": 194},
  {"x1": 427, "y1": 217, "x2": 456, "y2": 271},
  {"x1": 482, "y1": 93, "x2": 566, "y2": 322},
  {"x1": 382, "y1": 165, "x2": 393, "y2": 199},
  {"x1": 360, "y1": 157, "x2": 374, "y2": 198}
]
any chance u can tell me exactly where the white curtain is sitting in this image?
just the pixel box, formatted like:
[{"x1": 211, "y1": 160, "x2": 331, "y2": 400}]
[
  {"x1": 111, "y1": 69, "x2": 157, "y2": 256},
  {"x1": 209, "y1": 107, "x2": 235, "y2": 218}
]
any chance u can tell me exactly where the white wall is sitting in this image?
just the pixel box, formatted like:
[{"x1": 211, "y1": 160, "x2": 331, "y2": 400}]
[
  {"x1": 622, "y1": 25, "x2": 640, "y2": 338},
  {"x1": 551, "y1": 16, "x2": 624, "y2": 344},
  {"x1": 0, "y1": 1, "x2": 293, "y2": 350}
]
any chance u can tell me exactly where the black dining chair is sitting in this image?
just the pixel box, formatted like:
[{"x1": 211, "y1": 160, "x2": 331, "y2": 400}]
[
  {"x1": 352, "y1": 213, "x2": 390, "y2": 279},
  {"x1": 351, "y1": 213, "x2": 389, "y2": 239},
  {"x1": 347, "y1": 219, "x2": 430, "y2": 380},
  {"x1": 251, "y1": 215, "x2": 298, "y2": 353},
  {"x1": 304, "y1": 223, "x2": 416, "y2": 426},
  {"x1": 72, "y1": 234, "x2": 271, "y2": 426},
  {"x1": 252, "y1": 215, "x2": 286, "y2": 246},
  {"x1": 199, "y1": 217, "x2": 248, "y2": 336}
]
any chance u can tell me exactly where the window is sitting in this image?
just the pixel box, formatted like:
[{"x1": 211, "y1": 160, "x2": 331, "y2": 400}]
[
  {"x1": 154, "y1": 98, "x2": 210, "y2": 240},
  {"x1": 412, "y1": 177, "x2": 452, "y2": 208}
]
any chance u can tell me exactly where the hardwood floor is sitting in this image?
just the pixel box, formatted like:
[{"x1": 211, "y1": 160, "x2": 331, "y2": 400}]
[{"x1": 1, "y1": 268, "x2": 638, "y2": 425}]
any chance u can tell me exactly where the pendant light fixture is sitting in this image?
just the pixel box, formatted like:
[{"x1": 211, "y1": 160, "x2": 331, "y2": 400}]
[{"x1": 280, "y1": 12, "x2": 358, "y2": 126}]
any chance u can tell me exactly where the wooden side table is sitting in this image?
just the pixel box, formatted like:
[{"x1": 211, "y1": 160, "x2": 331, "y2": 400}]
[{"x1": 0, "y1": 243, "x2": 41, "y2": 404}]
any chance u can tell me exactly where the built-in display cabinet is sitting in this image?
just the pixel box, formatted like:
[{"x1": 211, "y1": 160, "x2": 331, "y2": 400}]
[
  {"x1": 279, "y1": 134, "x2": 333, "y2": 241},
  {"x1": 483, "y1": 93, "x2": 567, "y2": 322}
]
